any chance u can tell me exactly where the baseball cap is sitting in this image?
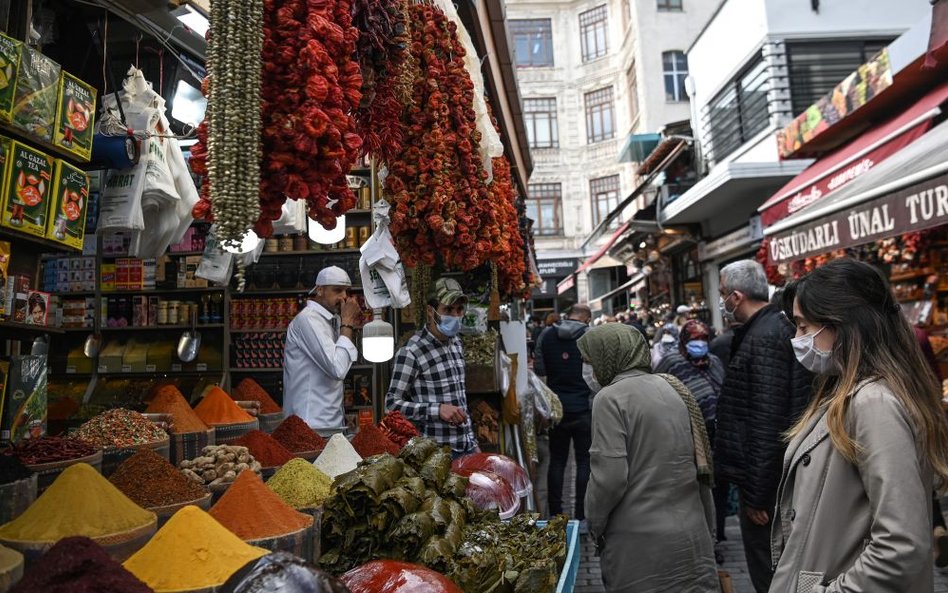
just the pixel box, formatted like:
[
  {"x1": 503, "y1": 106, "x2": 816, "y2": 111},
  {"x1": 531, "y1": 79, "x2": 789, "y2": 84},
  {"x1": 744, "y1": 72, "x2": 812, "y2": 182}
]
[
  {"x1": 431, "y1": 278, "x2": 467, "y2": 306},
  {"x1": 308, "y1": 266, "x2": 352, "y2": 294},
  {"x1": 676, "y1": 305, "x2": 691, "y2": 315}
]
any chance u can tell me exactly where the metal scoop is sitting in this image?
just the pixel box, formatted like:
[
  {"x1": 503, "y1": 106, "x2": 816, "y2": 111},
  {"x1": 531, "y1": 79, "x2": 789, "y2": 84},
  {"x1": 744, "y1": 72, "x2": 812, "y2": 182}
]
[
  {"x1": 177, "y1": 312, "x2": 202, "y2": 362},
  {"x1": 83, "y1": 332, "x2": 101, "y2": 359}
]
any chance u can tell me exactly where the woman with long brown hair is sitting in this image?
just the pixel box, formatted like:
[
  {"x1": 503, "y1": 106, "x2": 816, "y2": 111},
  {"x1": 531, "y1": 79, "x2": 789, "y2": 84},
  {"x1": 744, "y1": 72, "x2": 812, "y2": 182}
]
[{"x1": 770, "y1": 259, "x2": 948, "y2": 593}]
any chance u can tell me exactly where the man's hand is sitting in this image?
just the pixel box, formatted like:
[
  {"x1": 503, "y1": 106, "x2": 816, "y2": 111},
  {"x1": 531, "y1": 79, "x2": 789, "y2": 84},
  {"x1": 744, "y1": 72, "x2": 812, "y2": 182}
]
[
  {"x1": 439, "y1": 404, "x2": 467, "y2": 425},
  {"x1": 340, "y1": 298, "x2": 363, "y2": 328},
  {"x1": 745, "y1": 506, "x2": 770, "y2": 526}
]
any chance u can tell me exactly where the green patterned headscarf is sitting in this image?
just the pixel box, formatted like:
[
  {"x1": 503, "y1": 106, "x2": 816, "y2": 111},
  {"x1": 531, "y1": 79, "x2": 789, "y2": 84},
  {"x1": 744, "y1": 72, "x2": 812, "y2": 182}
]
[{"x1": 577, "y1": 324, "x2": 650, "y2": 386}]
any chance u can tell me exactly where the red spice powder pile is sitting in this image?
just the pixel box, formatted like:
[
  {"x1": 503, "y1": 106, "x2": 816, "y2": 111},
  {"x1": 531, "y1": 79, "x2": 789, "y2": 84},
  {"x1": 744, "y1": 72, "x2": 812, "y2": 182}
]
[
  {"x1": 145, "y1": 385, "x2": 209, "y2": 433},
  {"x1": 233, "y1": 378, "x2": 282, "y2": 414},
  {"x1": 351, "y1": 423, "x2": 400, "y2": 458},
  {"x1": 271, "y1": 415, "x2": 327, "y2": 454},
  {"x1": 209, "y1": 469, "x2": 312, "y2": 540},
  {"x1": 231, "y1": 430, "x2": 295, "y2": 467},
  {"x1": 193, "y1": 386, "x2": 255, "y2": 426}
]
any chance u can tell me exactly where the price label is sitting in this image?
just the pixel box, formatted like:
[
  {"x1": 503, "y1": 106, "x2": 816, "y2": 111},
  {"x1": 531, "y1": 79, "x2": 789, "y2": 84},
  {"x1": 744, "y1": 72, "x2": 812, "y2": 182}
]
[
  {"x1": 196, "y1": 363, "x2": 208, "y2": 372},
  {"x1": 145, "y1": 364, "x2": 156, "y2": 372},
  {"x1": 98, "y1": 365, "x2": 108, "y2": 373},
  {"x1": 172, "y1": 364, "x2": 182, "y2": 372},
  {"x1": 66, "y1": 365, "x2": 77, "y2": 374},
  {"x1": 121, "y1": 364, "x2": 132, "y2": 373}
]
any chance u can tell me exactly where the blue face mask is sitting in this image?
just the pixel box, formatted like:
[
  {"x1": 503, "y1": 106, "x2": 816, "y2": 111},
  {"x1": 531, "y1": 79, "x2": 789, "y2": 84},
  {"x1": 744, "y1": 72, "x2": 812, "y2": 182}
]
[
  {"x1": 686, "y1": 340, "x2": 709, "y2": 359},
  {"x1": 436, "y1": 314, "x2": 462, "y2": 338}
]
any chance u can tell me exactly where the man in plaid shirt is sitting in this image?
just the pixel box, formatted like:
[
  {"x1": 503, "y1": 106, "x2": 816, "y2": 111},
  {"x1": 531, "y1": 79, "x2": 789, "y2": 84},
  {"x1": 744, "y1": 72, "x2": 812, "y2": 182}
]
[{"x1": 385, "y1": 277, "x2": 478, "y2": 457}]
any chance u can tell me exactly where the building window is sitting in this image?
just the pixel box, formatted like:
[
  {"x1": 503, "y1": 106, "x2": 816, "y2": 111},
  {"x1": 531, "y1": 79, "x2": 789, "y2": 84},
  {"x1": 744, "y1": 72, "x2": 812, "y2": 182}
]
[
  {"x1": 626, "y1": 60, "x2": 639, "y2": 125},
  {"x1": 585, "y1": 86, "x2": 615, "y2": 144},
  {"x1": 786, "y1": 38, "x2": 893, "y2": 115},
  {"x1": 524, "y1": 98, "x2": 559, "y2": 149},
  {"x1": 590, "y1": 175, "x2": 621, "y2": 228},
  {"x1": 657, "y1": 0, "x2": 683, "y2": 10},
  {"x1": 579, "y1": 5, "x2": 609, "y2": 62},
  {"x1": 705, "y1": 53, "x2": 771, "y2": 163},
  {"x1": 662, "y1": 51, "x2": 688, "y2": 102},
  {"x1": 526, "y1": 183, "x2": 563, "y2": 235},
  {"x1": 510, "y1": 19, "x2": 554, "y2": 68}
]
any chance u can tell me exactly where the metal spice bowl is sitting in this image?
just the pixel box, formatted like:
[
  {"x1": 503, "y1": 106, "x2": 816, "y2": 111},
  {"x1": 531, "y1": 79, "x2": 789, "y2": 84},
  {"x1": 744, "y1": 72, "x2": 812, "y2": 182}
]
[
  {"x1": 101, "y1": 438, "x2": 171, "y2": 478},
  {"x1": 26, "y1": 450, "x2": 103, "y2": 493},
  {"x1": 0, "y1": 474, "x2": 37, "y2": 525}
]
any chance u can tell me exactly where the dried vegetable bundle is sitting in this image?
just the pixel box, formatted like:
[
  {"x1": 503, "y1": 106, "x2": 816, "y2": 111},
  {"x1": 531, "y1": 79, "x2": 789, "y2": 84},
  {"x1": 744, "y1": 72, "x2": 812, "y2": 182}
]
[
  {"x1": 486, "y1": 155, "x2": 529, "y2": 297},
  {"x1": 189, "y1": 0, "x2": 264, "y2": 249}
]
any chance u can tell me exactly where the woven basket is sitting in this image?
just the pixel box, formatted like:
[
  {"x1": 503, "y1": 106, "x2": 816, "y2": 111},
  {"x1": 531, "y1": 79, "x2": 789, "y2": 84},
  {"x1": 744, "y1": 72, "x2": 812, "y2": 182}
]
[
  {"x1": 256, "y1": 412, "x2": 283, "y2": 434},
  {"x1": 0, "y1": 475, "x2": 37, "y2": 525},
  {"x1": 101, "y1": 438, "x2": 171, "y2": 477},
  {"x1": 148, "y1": 493, "x2": 213, "y2": 528},
  {"x1": 168, "y1": 428, "x2": 216, "y2": 467},
  {"x1": 1, "y1": 517, "x2": 157, "y2": 567},
  {"x1": 26, "y1": 450, "x2": 103, "y2": 493},
  {"x1": 0, "y1": 546, "x2": 23, "y2": 593},
  {"x1": 212, "y1": 419, "x2": 260, "y2": 445}
]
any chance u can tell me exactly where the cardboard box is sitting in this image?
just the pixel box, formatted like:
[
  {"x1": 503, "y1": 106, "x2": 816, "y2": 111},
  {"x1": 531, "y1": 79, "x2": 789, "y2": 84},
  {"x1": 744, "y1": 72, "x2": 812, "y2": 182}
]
[
  {"x1": 53, "y1": 71, "x2": 96, "y2": 161},
  {"x1": 25, "y1": 290, "x2": 49, "y2": 326},
  {"x1": 0, "y1": 33, "x2": 22, "y2": 124},
  {"x1": 100, "y1": 263, "x2": 115, "y2": 292},
  {"x1": 0, "y1": 356, "x2": 45, "y2": 445},
  {"x1": 45, "y1": 159, "x2": 89, "y2": 249},
  {"x1": 2, "y1": 140, "x2": 53, "y2": 237},
  {"x1": 11, "y1": 47, "x2": 60, "y2": 142}
]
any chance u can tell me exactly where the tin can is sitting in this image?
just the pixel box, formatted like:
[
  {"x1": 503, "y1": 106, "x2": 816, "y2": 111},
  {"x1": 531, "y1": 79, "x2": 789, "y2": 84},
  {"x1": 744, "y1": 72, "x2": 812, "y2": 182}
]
[
  {"x1": 265, "y1": 238, "x2": 279, "y2": 252},
  {"x1": 294, "y1": 233, "x2": 308, "y2": 251},
  {"x1": 345, "y1": 227, "x2": 358, "y2": 250},
  {"x1": 158, "y1": 301, "x2": 168, "y2": 325},
  {"x1": 358, "y1": 226, "x2": 370, "y2": 246},
  {"x1": 168, "y1": 301, "x2": 180, "y2": 325},
  {"x1": 359, "y1": 187, "x2": 371, "y2": 210},
  {"x1": 279, "y1": 235, "x2": 294, "y2": 252}
]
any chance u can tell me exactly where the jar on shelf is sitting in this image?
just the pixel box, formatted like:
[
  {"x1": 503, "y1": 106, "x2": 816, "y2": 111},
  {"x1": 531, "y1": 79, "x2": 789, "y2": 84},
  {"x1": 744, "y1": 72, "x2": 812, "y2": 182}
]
[
  {"x1": 294, "y1": 233, "x2": 308, "y2": 252},
  {"x1": 168, "y1": 301, "x2": 181, "y2": 325},
  {"x1": 345, "y1": 227, "x2": 358, "y2": 250},
  {"x1": 158, "y1": 301, "x2": 169, "y2": 325},
  {"x1": 358, "y1": 226, "x2": 370, "y2": 246},
  {"x1": 279, "y1": 235, "x2": 294, "y2": 252},
  {"x1": 265, "y1": 237, "x2": 279, "y2": 253}
]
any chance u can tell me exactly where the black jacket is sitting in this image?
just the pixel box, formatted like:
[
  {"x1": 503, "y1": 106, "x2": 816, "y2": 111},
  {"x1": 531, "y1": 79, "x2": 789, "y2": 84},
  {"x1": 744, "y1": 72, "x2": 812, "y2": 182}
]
[
  {"x1": 534, "y1": 320, "x2": 590, "y2": 413},
  {"x1": 714, "y1": 304, "x2": 813, "y2": 511}
]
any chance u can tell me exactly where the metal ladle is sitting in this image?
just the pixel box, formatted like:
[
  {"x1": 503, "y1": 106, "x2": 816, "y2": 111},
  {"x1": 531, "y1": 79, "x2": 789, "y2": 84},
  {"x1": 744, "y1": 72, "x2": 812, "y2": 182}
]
[{"x1": 177, "y1": 311, "x2": 202, "y2": 363}]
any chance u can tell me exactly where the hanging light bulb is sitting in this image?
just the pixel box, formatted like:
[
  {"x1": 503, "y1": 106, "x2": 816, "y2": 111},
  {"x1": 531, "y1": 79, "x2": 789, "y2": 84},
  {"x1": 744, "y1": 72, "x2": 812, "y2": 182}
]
[
  {"x1": 362, "y1": 308, "x2": 394, "y2": 363},
  {"x1": 308, "y1": 215, "x2": 346, "y2": 245},
  {"x1": 221, "y1": 229, "x2": 260, "y2": 254}
]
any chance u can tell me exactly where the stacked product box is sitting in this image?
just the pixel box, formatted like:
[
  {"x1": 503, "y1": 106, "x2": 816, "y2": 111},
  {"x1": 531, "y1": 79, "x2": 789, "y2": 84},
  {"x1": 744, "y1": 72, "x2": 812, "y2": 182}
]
[{"x1": 41, "y1": 255, "x2": 95, "y2": 293}]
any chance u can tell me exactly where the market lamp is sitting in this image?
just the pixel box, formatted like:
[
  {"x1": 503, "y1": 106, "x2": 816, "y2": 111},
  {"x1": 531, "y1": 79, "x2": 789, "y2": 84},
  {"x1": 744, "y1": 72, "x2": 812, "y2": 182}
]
[
  {"x1": 308, "y1": 215, "x2": 346, "y2": 245},
  {"x1": 222, "y1": 229, "x2": 260, "y2": 254},
  {"x1": 362, "y1": 309, "x2": 394, "y2": 363}
]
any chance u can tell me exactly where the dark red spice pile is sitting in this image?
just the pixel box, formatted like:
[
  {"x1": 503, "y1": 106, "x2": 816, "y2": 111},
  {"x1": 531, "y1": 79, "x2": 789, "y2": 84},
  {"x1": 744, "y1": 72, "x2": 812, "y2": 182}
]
[
  {"x1": 10, "y1": 536, "x2": 154, "y2": 593},
  {"x1": 351, "y1": 423, "x2": 400, "y2": 458},
  {"x1": 109, "y1": 449, "x2": 207, "y2": 508},
  {"x1": 4, "y1": 436, "x2": 97, "y2": 465},
  {"x1": 272, "y1": 415, "x2": 327, "y2": 454},
  {"x1": 232, "y1": 430, "x2": 295, "y2": 467}
]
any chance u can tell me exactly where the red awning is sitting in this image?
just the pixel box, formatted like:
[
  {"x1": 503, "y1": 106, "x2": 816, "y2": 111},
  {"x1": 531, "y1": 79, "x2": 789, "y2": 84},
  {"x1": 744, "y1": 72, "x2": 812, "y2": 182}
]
[
  {"x1": 575, "y1": 221, "x2": 630, "y2": 274},
  {"x1": 759, "y1": 80, "x2": 948, "y2": 227}
]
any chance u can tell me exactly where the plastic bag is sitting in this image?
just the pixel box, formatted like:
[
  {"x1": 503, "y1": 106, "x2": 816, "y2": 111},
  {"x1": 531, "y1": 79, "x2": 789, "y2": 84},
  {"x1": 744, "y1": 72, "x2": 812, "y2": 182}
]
[
  {"x1": 359, "y1": 200, "x2": 411, "y2": 309},
  {"x1": 451, "y1": 453, "x2": 532, "y2": 497},
  {"x1": 98, "y1": 159, "x2": 147, "y2": 231},
  {"x1": 459, "y1": 305, "x2": 487, "y2": 335},
  {"x1": 221, "y1": 552, "x2": 352, "y2": 593},
  {"x1": 196, "y1": 226, "x2": 234, "y2": 285},
  {"x1": 272, "y1": 199, "x2": 307, "y2": 235},
  {"x1": 454, "y1": 468, "x2": 520, "y2": 519},
  {"x1": 341, "y1": 560, "x2": 463, "y2": 593}
]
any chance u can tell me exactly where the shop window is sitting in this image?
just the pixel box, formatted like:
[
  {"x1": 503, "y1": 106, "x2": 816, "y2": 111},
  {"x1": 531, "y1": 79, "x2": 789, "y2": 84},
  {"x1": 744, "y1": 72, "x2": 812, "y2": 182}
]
[
  {"x1": 786, "y1": 38, "x2": 893, "y2": 115},
  {"x1": 590, "y1": 175, "x2": 621, "y2": 229},
  {"x1": 526, "y1": 183, "x2": 563, "y2": 235},
  {"x1": 705, "y1": 53, "x2": 770, "y2": 163},
  {"x1": 579, "y1": 5, "x2": 609, "y2": 62},
  {"x1": 657, "y1": 0, "x2": 683, "y2": 11},
  {"x1": 626, "y1": 59, "x2": 640, "y2": 125},
  {"x1": 510, "y1": 19, "x2": 555, "y2": 68},
  {"x1": 585, "y1": 86, "x2": 616, "y2": 144},
  {"x1": 524, "y1": 98, "x2": 559, "y2": 149},
  {"x1": 662, "y1": 51, "x2": 688, "y2": 102}
]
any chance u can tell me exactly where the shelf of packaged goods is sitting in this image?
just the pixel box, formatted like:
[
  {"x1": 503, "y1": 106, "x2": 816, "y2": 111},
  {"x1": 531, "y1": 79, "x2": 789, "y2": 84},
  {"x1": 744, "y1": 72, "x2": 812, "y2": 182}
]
[
  {"x1": 100, "y1": 287, "x2": 225, "y2": 296},
  {"x1": 234, "y1": 286, "x2": 363, "y2": 296},
  {"x1": 259, "y1": 248, "x2": 361, "y2": 257},
  {"x1": 230, "y1": 327, "x2": 288, "y2": 333},
  {"x1": 0, "y1": 227, "x2": 80, "y2": 253},
  {"x1": 99, "y1": 324, "x2": 225, "y2": 332},
  {"x1": 0, "y1": 121, "x2": 89, "y2": 166},
  {"x1": 0, "y1": 320, "x2": 65, "y2": 335},
  {"x1": 56, "y1": 292, "x2": 96, "y2": 298}
]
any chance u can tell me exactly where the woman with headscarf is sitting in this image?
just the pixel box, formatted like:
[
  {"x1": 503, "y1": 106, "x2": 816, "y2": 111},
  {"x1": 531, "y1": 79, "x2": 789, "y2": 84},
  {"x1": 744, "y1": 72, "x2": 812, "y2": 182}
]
[{"x1": 579, "y1": 324, "x2": 718, "y2": 593}]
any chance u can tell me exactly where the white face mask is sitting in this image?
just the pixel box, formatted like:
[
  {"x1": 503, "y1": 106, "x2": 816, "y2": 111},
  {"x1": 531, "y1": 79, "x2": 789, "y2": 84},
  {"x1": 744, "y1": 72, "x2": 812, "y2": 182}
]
[
  {"x1": 790, "y1": 326, "x2": 834, "y2": 374},
  {"x1": 582, "y1": 362, "x2": 601, "y2": 395}
]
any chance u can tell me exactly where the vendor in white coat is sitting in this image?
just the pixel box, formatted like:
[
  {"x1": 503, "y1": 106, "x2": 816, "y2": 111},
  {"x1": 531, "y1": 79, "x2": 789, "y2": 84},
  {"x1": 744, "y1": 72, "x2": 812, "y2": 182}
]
[{"x1": 283, "y1": 266, "x2": 363, "y2": 435}]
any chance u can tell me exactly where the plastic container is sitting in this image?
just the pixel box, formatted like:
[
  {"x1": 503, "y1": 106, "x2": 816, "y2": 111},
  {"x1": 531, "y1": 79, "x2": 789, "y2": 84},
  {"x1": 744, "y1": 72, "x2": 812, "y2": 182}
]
[
  {"x1": 451, "y1": 453, "x2": 532, "y2": 497},
  {"x1": 453, "y1": 469, "x2": 520, "y2": 520},
  {"x1": 101, "y1": 437, "x2": 171, "y2": 477},
  {"x1": 537, "y1": 519, "x2": 580, "y2": 593},
  {"x1": 168, "y1": 427, "x2": 217, "y2": 467},
  {"x1": 214, "y1": 419, "x2": 260, "y2": 446},
  {"x1": 26, "y1": 449, "x2": 103, "y2": 493},
  {"x1": 1, "y1": 519, "x2": 157, "y2": 567},
  {"x1": 0, "y1": 475, "x2": 37, "y2": 526},
  {"x1": 148, "y1": 492, "x2": 213, "y2": 528}
]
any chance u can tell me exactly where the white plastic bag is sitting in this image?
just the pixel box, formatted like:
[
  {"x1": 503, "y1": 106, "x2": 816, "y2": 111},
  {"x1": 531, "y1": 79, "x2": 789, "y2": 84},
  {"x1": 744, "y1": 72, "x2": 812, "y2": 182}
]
[
  {"x1": 460, "y1": 305, "x2": 488, "y2": 335},
  {"x1": 271, "y1": 199, "x2": 307, "y2": 235},
  {"x1": 98, "y1": 160, "x2": 147, "y2": 231},
  {"x1": 196, "y1": 226, "x2": 234, "y2": 285},
  {"x1": 359, "y1": 200, "x2": 411, "y2": 309}
]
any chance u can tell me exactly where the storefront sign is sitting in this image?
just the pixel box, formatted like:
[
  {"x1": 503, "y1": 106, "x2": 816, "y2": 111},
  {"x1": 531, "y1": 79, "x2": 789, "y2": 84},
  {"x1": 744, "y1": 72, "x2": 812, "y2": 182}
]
[
  {"x1": 699, "y1": 217, "x2": 763, "y2": 261},
  {"x1": 768, "y1": 172, "x2": 948, "y2": 264},
  {"x1": 536, "y1": 258, "x2": 578, "y2": 278},
  {"x1": 777, "y1": 48, "x2": 893, "y2": 159}
]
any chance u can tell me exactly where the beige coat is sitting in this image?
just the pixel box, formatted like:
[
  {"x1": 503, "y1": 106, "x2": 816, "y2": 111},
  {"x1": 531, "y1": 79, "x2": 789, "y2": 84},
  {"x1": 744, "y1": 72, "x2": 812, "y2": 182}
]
[{"x1": 769, "y1": 381, "x2": 933, "y2": 593}]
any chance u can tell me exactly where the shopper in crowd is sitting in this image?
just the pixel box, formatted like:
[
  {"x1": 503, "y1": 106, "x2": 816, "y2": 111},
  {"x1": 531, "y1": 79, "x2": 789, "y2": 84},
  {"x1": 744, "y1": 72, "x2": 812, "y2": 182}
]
[
  {"x1": 534, "y1": 303, "x2": 593, "y2": 533},
  {"x1": 674, "y1": 304, "x2": 692, "y2": 328},
  {"x1": 655, "y1": 319, "x2": 728, "y2": 546},
  {"x1": 715, "y1": 260, "x2": 813, "y2": 593},
  {"x1": 915, "y1": 325, "x2": 948, "y2": 566},
  {"x1": 385, "y1": 278, "x2": 478, "y2": 458},
  {"x1": 283, "y1": 266, "x2": 363, "y2": 436},
  {"x1": 580, "y1": 323, "x2": 718, "y2": 593},
  {"x1": 650, "y1": 323, "x2": 679, "y2": 369},
  {"x1": 770, "y1": 259, "x2": 948, "y2": 593},
  {"x1": 710, "y1": 318, "x2": 742, "y2": 368}
]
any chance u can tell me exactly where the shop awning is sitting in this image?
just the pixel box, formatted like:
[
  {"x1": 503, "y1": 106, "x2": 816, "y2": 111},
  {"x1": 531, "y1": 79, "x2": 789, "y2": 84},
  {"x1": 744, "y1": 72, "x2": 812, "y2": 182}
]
[
  {"x1": 589, "y1": 273, "x2": 646, "y2": 306},
  {"x1": 619, "y1": 134, "x2": 662, "y2": 163},
  {"x1": 759, "y1": 80, "x2": 948, "y2": 227},
  {"x1": 765, "y1": 119, "x2": 948, "y2": 264},
  {"x1": 557, "y1": 222, "x2": 631, "y2": 294}
]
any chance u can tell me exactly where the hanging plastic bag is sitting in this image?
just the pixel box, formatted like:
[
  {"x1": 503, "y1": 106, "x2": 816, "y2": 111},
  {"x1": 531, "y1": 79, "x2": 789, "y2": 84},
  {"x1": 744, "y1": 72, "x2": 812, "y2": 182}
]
[
  {"x1": 271, "y1": 199, "x2": 307, "y2": 235},
  {"x1": 528, "y1": 370, "x2": 555, "y2": 424},
  {"x1": 98, "y1": 158, "x2": 147, "y2": 231},
  {"x1": 459, "y1": 305, "x2": 488, "y2": 335},
  {"x1": 196, "y1": 226, "x2": 234, "y2": 285},
  {"x1": 359, "y1": 200, "x2": 411, "y2": 309}
]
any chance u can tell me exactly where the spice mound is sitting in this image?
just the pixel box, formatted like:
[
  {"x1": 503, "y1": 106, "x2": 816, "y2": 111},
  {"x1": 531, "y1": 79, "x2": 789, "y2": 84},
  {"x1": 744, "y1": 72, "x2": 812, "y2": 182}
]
[
  {"x1": 4, "y1": 436, "x2": 97, "y2": 465},
  {"x1": 352, "y1": 423, "x2": 401, "y2": 458},
  {"x1": 266, "y1": 458, "x2": 332, "y2": 509},
  {"x1": 0, "y1": 463, "x2": 155, "y2": 543},
  {"x1": 179, "y1": 445, "x2": 262, "y2": 487},
  {"x1": 272, "y1": 415, "x2": 327, "y2": 454},
  {"x1": 313, "y1": 433, "x2": 362, "y2": 480},
  {"x1": 75, "y1": 409, "x2": 168, "y2": 448},
  {"x1": 210, "y1": 470, "x2": 313, "y2": 540},
  {"x1": 145, "y1": 385, "x2": 209, "y2": 433},
  {"x1": 10, "y1": 536, "x2": 153, "y2": 593},
  {"x1": 123, "y1": 505, "x2": 268, "y2": 592},
  {"x1": 232, "y1": 430, "x2": 295, "y2": 467},
  {"x1": 194, "y1": 386, "x2": 255, "y2": 426},
  {"x1": 233, "y1": 378, "x2": 282, "y2": 414},
  {"x1": 0, "y1": 454, "x2": 30, "y2": 485},
  {"x1": 110, "y1": 449, "x2": 207, "y2": 508}
]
